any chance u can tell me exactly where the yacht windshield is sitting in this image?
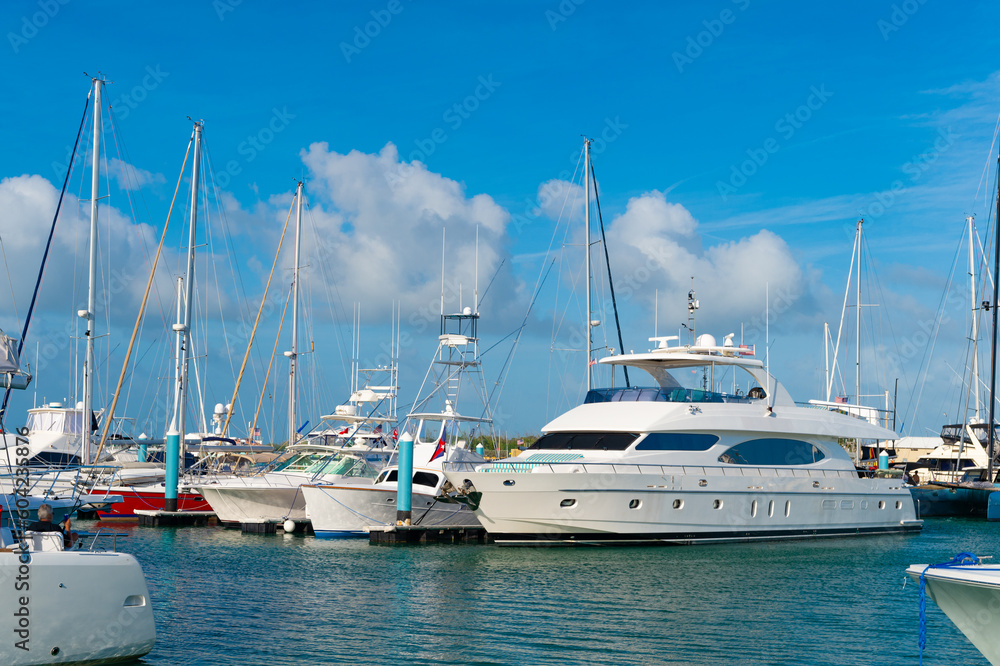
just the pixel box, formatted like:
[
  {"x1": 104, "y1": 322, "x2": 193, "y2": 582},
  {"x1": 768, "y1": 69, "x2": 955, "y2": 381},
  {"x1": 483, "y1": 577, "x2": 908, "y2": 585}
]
[{"x1": 528, "y1": 432, "x2": 638, "y2": 451}]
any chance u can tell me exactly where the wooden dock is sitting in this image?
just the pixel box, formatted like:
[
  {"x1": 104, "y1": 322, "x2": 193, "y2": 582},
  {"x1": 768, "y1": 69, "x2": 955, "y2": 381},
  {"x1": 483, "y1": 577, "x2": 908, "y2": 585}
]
[
  {"x1": 369, "y1": 524, "x2": 492, "y2": 545},
  {"x1": 135, "y1": 509, "x2": 217, "y2": 527}
]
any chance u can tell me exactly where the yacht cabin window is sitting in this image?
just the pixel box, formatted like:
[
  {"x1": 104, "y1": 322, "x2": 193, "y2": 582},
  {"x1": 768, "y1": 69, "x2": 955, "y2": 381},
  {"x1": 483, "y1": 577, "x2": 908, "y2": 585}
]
[
  {"x1": 717, "y1": 438, "x2": 825, "y2": 465},
  {"x1": 528, "y1": 432, "x2": 638, "y2": 451},
  {"x1": 412, "y1": 472, "x2": 440, "y2": 488},
  {"x1": 634, "y1": 433, "x2": 719, "y2": 451}
]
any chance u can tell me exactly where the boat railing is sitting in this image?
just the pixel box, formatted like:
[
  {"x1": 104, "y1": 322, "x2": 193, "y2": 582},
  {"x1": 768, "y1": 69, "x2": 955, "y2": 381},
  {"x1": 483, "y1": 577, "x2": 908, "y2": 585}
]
[
  {"x1": 584, "y1": 386, "x2": 754, "y2": 405},
  {"x1": 83, "y1": 527, "x2": 129, "y2": 553},
  {"x1": 445, "y1": 459, "x2": 860, "y2": 479}
]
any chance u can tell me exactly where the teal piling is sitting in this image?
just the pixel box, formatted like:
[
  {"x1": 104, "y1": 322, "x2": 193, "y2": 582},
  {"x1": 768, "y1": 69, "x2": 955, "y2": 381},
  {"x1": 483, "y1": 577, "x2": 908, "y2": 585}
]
[
  {"x1": 164, "y1": 420, "x2": 179, "y2": 512},
  {"x1": 396, "y1": 432, "x2": 413, "y2": 525}
]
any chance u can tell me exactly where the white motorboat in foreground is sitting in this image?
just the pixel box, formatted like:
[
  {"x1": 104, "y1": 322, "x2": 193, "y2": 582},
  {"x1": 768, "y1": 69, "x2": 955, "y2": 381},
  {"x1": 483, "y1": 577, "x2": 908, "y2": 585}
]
[
  {"x1": 444, "y1": 334, "x2": 922, "y2": 545},
  {"x1": 907, "y1": 554, "x2": 1000, "y2": 665},
  {"x1": 0, "y1": 519, "x2": 156, "y2": 665}
]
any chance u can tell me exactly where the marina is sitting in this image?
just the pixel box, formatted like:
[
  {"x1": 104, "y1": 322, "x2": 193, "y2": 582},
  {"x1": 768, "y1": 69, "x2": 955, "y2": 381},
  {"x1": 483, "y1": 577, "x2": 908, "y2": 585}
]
[
  {"x1": 5, "y1": 2, "x2": 1000, "y2": 664},
  {"x1": 67, "y1": 516, "x2": 992, "y2": 665}
]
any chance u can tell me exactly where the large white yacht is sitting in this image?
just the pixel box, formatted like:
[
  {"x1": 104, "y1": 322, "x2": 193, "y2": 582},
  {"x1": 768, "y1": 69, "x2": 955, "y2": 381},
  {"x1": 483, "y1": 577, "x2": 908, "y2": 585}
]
[{"x1": 443, "y1": 334, "x2": 922, "y2": 545}]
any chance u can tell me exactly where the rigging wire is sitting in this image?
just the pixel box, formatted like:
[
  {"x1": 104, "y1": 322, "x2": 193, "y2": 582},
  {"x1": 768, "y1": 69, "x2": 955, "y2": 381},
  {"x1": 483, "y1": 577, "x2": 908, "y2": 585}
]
[
  {"x1": 0, "y1": 88, "x2": 91, "y2": 428},
  {"x1": 589, "y1": 157, "x2": 629, "y2": 387}
]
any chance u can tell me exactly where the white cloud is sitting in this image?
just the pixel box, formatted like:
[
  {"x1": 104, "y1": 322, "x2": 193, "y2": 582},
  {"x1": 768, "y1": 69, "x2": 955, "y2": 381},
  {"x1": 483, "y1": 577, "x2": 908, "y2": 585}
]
[
  {"x1": 538, "y1": 183, "x2": 807, "y2": 337},
  {"x1": 107, "y1": 157, "x2": 166, "y2": 191},
  {"x1": 298, "y1": 142, "x2": 521, "y2": 331}
]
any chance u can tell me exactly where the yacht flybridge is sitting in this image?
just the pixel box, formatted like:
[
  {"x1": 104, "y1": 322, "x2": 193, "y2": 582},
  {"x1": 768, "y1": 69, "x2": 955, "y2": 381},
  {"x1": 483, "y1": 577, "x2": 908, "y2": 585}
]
[{"x1": 443, "y1": 333, "x2": 922, "y2": 545}]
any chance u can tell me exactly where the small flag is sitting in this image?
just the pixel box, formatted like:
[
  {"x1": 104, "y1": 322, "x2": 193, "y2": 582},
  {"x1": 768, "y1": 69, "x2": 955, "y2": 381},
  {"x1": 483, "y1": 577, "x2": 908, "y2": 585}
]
[
  {"x1": 338, "y1": 427, "x2": 349, "y2": 435},
  {"x1": 392, "y1": 427, "x2": 398, "y2": 441},
  {"x1": 588, "y1": 359, "x2": 597, "y2": 367},
  {"x1": 429, "y1": 426, "x2": 447, "y2": 462},
  {"x1": 372, "y1": 424, "x2": 382, "y2": 434}
]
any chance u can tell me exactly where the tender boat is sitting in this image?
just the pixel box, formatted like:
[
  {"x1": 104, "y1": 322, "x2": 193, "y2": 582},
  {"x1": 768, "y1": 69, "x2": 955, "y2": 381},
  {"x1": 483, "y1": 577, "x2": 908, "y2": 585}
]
[
  {"x1": 444, "y1": 333, "x2": 923, "y2": 545},
  {"x1": 907, "y1": 554, "x2": 1000, "y2": 665}
]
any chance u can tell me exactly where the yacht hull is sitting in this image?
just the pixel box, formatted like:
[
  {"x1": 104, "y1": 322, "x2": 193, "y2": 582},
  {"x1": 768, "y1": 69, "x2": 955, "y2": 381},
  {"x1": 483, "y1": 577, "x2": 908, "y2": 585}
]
[
  {"x1": 907, "y1": 563, "x2": 1000, "y2": 665},
  {"x1": 0, "y1": 551, "x2": 156, "y2": 665},
  {"x1": 198, "y1": 485, "x2": 307, "y2": 524},
  {"x1": 303, "y1": 484, "x2": 480, "y2": 537},
  {"x1": 457, "y1": 470, "x2": 921, "y2": 545}
]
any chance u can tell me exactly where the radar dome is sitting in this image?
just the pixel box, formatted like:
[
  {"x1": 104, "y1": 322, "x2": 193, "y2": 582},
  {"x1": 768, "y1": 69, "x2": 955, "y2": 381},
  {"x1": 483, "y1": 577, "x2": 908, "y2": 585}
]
[{"x1": 695, "y1": 334, "x2": 717, "y2": 348}]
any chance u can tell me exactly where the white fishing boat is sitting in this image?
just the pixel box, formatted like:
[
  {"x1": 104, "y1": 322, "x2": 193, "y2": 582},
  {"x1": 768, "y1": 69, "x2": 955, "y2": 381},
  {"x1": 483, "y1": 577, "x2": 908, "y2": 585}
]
[
  {"x1": 304, "y1": 298, "x2": 492, "y2": 537},
  {"x1": 907, "y1": 554, "x2": 1000, "y2": 666},
  {"x1": 303, "y1": 419, "x2": 486, "y2": 537}
]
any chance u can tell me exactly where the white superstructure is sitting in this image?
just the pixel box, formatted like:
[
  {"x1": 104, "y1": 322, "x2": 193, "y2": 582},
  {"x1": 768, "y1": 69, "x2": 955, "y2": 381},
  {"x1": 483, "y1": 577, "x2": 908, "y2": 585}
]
[{"x1": 444, "y1": 335, "x2": 922, "y2": 545}]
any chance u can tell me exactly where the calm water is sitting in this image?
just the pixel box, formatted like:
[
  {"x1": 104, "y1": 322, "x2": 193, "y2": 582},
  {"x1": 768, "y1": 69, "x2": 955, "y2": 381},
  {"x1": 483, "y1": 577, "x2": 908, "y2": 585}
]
[{"x1": 83, "y1": 517, "x2": 997, "y2": 665}]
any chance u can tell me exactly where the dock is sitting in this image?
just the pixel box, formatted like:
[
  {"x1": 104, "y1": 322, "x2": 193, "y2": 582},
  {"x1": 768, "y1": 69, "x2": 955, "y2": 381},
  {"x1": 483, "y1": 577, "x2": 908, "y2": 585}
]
[
  {"x1": 238, "y1": 520, "x2": 314, "y2": 535},
  {"x1": 135, "y1": 509, "x2": 217, "y2": 527},
  {"x1": 369, "y1": 524, "x2": 492, "y2": 545}
]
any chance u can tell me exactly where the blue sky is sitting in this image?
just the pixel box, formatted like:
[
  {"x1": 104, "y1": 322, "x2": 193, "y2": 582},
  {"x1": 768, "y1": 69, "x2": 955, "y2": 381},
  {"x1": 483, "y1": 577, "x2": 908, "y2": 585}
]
[{"x1": 1, "y1": 0, "x2": 1000, "y2": 441}]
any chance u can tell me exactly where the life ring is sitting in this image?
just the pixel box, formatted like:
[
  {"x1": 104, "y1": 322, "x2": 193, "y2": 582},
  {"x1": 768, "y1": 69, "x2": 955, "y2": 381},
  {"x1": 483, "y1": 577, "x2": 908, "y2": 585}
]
[{"x1": 17, "y1": 426, "x2": 28, "y2": 436}]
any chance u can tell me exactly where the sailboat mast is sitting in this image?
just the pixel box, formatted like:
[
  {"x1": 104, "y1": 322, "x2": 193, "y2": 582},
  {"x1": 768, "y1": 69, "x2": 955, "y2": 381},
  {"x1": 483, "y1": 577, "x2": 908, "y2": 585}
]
[
  {"x1": 855, "y1": 219, "x2": 862, "y2": 408},
  {"x1": 82, "y1": 77, "x2": 102, "y2": 465},
  {"x1": 969, "y1": 216, "x2": 982, "y2": 421},
  {"x1": 584, "y1": 138, "x2": 592, "y2": 391},
  {"x1": 179, "y1": 121, "x2": 201, "y2": 451},
  {"x1": 288, "y1": 181, "x2": 303, "y2": 447},
  {"x1": 989, "y1": 149, "x2": 1000, "y2": 482}
]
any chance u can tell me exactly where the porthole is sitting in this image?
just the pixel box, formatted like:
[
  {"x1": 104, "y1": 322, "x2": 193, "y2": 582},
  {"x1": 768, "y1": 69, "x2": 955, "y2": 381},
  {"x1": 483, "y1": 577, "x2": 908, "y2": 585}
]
[
  {"x1": 503, "y1": 479, "x2": 515, "y2": 486},
  {"x1": 895, "y1": 500, "x2": 902, "y2": 510},
  {"x1": 386, "y1": 498, "x2": 395, "y2": 504},
  {"x1": 560, "y1": 499, "x2": 577, "y2": 508},
  {"x1": 698, "y1": 479, "x2": 707, "y2": 487},
  {"x1": 751, "y1": 499, "x2": 758, "y2": 517},
  {"x1": 812, "y1": 481, "x2": 820, "y2": 488},
  {"x1": 878, "y1": 500, "x2": 885, "y2": 510},
  {"x1": 672, "y1": 499, "x2": 683, "y2": 510},
  {"x1": 822, "y1": 500, "x2": 836, "y2": 510},
  {"x1": 713, "y1": 499, "x2": 723, "y2": 510},
  {"x1": 629, "y1": 499, "x2": 641, "y2": 509},
  {"x1": 840, "y1": 500, "x2": 855, "y2": 510},
  {"x1": 784, "y1": 500, "x2": 791, "y2": 517},
  {"x1": 768, "y1": 500, "x2": 775, "y2": 517}
]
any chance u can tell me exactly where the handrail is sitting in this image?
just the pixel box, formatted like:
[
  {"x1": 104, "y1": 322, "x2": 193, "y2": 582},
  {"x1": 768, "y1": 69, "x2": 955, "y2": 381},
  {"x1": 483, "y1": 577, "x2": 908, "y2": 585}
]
[{"x1": 443, "y1": 459, "x2": 862, "y2": 479}]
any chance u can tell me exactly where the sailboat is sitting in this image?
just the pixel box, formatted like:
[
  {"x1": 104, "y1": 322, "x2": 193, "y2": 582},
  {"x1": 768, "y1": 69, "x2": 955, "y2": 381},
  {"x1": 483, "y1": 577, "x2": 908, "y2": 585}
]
[
  {"x1": 809, "y1": 218, "x2": 895, "y2": 466},
  {"x1": 907, "y1": 215, "x2": 1000, "y2": 516},
  {"x1": 0, "y1": 77, "x2": 156, "y2": 664},
  {"x1": 194, "y1": 187, "x2": 398, "y2": 528}
]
